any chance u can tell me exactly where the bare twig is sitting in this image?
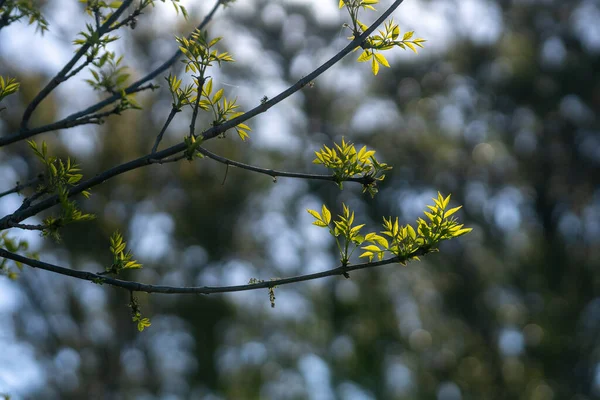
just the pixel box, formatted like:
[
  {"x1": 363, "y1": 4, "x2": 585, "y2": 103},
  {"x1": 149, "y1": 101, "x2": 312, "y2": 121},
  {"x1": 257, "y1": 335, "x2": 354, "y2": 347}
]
[
  {"x1": 151, "y1": 108, "x2": 178, "y2": 153},
  {"x1": 221, "y1": 163, "x2": 229, "y2": 185},
  {"x1": 107, "y1": 2, "x2": 145, "y2": 32},
  {"x1": 16, "y1": 190, "x2": 46, "y2": 213},
  {"x1": 0, "y1": 247, "x2": 430, "y2": 295},
  {"x1": 0, "y1": 175, "x2": 43, "y2": 199},
  {"x1": 64, "y1": 55, "x2": 95, "y2": 81}
]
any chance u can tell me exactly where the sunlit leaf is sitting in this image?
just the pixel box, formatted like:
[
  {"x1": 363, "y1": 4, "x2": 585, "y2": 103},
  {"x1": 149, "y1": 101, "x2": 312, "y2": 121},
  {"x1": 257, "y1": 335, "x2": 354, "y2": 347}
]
[
  {"x1": 322, "y1": 204, "x2": 331, "y2": 224},
  {"x1": 444, "y1": 205, "x2": 462, "y2": 218},
  {"x1": 357, "y1": 50, "x2": 371, "y2": 62},
  {"x1": 371, "y1": 58, "x2": 379, "y2": 75},
  {"x1": 374, "y1": 53, "x2": 390, "y2": 68}
]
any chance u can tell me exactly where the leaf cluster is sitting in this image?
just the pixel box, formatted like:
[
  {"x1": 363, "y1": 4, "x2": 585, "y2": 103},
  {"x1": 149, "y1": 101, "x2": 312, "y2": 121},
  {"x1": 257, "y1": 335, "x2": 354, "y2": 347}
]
[
  {"x1": 313, "y1": 138, "x2": 391, "y2": 196},
  {"x1": 308, "y1": 193, "x2": 471, "y2": 267},
  {"x1": 166, "y1": 74, "x2": 195, "y2": 111},
  {"x1": 357, "y1": 19, "x2": 426, "y2": 75},
  {"x1": 74, "y1": 25, "x2": 144, "y2": 112},
  {"x1": 27, "y1": 141, "x2": 89, "y2": 196},
  {"x1": 80, "y1": 0, "x2": 187, "y2": 29},
  {"x1": 107, "y1": 231, "x2": 142, "y2": 274},
  {"x1": 42, "y1": 188, "x2": 96, "y2": 241},
  {"x1": 0, "y1": 232, "x2": 33, "y2": 279},
  {"x1": 307, "y1": 203, "x2": 366, "y2": 267},
  {"x1": 177, "y1": 30, "x2": 234, "y2": 75},
  {"x1": 169, "y1": 31, "x2": 251, "y2": 150},
  {"x1": 360, "y1": 193, "x2": 472, "y2": 263},
  {"x1": 200, "y1": 78, "x2": 251, "y2": 141},
  {"x1": 85, "y1": 51, "x2": 129, "y2": 93},
  {"x1": 73, "y1": 22, "x2": 119, "y2": 49},
  {"x1": 340, "y1": 0, "x2": 426, "y2": 75},
  {"x1": 0, "y1": 0, "x2": 49, "y2": 33},
  {"x1": 27, "y1": 141, "x2": 95, "y2": 240},
  {"x1": 0, "y1": 76, "x2": 20, "y2": 110},
  {"x1": 78, "y1": 50, "x2": 141, "y2": 111}
]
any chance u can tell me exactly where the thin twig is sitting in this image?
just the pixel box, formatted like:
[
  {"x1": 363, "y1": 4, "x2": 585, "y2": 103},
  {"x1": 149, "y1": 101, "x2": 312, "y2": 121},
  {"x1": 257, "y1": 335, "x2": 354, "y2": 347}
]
[
  {"x1": 64, "y1": 55, "x2": 95, "y2": 80},
  {"x1": 221, "y1": 163, "x2": 229, "y2": 185},
  {"x1": 107, "y1": 2, "x2": 145, "y2": 32},
  {"x1": 151, "y1": 107, "x2": 178, "y2": 153},
  {"x1": 16, "y1": 190, "x2": 46, "y2": 213},
  {"x1": 0, "y1": 175, "x2": 43, "y2": 199},
  {"x1": 198, "y1": 147, "x2": 375, "y2": 185},
  {"x1": 0, "y1": 247, "x2": 430, "y2": 295}
]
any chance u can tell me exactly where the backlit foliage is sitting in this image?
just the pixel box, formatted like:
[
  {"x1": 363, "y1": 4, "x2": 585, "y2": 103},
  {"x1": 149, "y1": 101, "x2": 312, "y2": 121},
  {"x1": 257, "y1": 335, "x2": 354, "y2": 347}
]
[
  {"x1": 359, "y1": 192, "x2": 472, "y2": 263},
  {"x1": 313, "y1": 138, "x2": 391, "y2": 196},
  {"x1": 27, "y1": 141, "x2": 95, "y2": 241},
  {"x1": 0, "y1": 76, "x2": 20, "y2": 111},
  {"x1": 0, "y1": 232, "x2": 34, "y2": 280},
  {"x1": 173, "y1": 30, "x2": 251, "y2": 141},
  {"x1": 0, "y1": 0, "x2": 48, "y2": 33},
  {"x1": 28, "y1": 141, "x2": 88, "y2": 196},
  {"x1": 107, "y1": 231, "x2": 142, "y2": 274},
  {"x1": 0, "y1": 0, "x2": 469, "y2": 335},
  {"x1": 84, "y1": 52, "x2": 131, "y2": 94},
  {"x1": 248, "y1": 278, "x2": 279, "y2": 308},
  {"x1": 41, "y1": 188, "x2": 96, "y2": 242},
  {"x1": 340, "y1": 0, "x2": 426, "y2": 74},
  {"x1": 308, "y1": 193, "x2": 471, "y2": 266},
  {"x1": 308, "y1": 203, "x2": 367, "y2": 267}
]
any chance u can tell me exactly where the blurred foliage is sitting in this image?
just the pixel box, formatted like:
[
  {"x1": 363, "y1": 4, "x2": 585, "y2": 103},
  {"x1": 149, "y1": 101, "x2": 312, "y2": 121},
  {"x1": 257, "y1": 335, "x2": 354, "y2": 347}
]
[{"x1": 1, "y1": 0, "x2": 599, "y2": 399}]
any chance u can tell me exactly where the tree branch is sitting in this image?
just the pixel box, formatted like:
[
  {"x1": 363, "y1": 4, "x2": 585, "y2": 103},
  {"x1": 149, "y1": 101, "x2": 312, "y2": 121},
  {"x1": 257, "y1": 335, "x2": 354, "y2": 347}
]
[
  {"x1": 7, "y1": 222, "x2": 44, "y2": 231},
  {"x1": 0, "y1": 247, "x2": 430, "y2": 295},
  {"x1": 148, "y1": 154, "x2": 187, "y2": 164},
  {"x1": 198, "y1": 147, "x2": 375, "y2": 185}
]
